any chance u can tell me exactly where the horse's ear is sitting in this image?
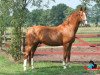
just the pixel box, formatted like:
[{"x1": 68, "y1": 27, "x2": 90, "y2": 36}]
[
  {"x1": 80, "y1": 7, "x2": 83, "y2": 11},
  {"x1": 84, "y1": 7, "x2": 87, "y2": 11}
]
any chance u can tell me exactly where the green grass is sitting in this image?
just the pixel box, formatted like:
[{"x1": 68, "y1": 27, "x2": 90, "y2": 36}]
[
  {"x1": 74, "y1": 38, "x2": 100, "y2": 44},
  {"x1": 82, "y1": 38, "x2": 100, "y2": 44},
  {"x1": 77, "y1": 27, "x2": 100, "y2": 34},
  {"x1": 73, "y1": 37, "x2": 100, "y2": 44},
  {"x1": 0, "y1": 55, "x2": 100, "y2": 75}
]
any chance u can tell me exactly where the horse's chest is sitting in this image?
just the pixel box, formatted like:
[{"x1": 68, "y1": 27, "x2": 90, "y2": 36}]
[
  {"x1": 63, "y1": 32, "x2": 75, "y2": 43},
  {"x1": 62, "y1": 37, "x2": 74, "y2": 45}
]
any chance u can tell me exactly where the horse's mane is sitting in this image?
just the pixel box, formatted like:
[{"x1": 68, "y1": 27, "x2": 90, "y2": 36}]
[{"x1": 62, "y1": 10, "x2": 79, "y2": 26}]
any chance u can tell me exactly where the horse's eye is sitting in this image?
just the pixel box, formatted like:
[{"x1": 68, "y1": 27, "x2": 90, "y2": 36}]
[{"x1": 81, "y1": 15, "x2": 83, "y2": 16}]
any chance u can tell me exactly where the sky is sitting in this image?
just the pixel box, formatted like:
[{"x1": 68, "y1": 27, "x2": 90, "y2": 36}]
[{"x1": 27, "y1": 0, "x2": 81, "y2": 11}]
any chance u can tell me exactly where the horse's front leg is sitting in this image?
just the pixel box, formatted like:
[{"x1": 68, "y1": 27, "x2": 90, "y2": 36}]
[
  {"x1": 67, "y1": 43, "x2": 72, "y2": 67},
  {"x1": 63, "y1": 43, "x2": 72, "y2": 69}
]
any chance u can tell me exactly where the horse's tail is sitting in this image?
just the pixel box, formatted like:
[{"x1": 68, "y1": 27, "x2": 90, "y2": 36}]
[
  {"x1": 22, "y1": 33, "x2": 26, "y2": 54},
  {"x1": 29, "y1": 51, "x2": 31, "y2": 66}
]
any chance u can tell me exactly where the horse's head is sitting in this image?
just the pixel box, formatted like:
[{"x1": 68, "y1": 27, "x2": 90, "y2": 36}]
[{"x1": 77, "y1": 7, "x2": 87, "y2": 25}]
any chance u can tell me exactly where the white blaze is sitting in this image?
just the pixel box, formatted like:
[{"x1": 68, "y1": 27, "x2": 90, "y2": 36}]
[{"x1": 83, "y1": 12, "x2": 87, "y2": 24}]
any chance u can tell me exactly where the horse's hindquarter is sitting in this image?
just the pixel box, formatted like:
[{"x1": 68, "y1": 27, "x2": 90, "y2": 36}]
[{"x1": 26, "y1": 26, "x2": 39, "y2": 45}]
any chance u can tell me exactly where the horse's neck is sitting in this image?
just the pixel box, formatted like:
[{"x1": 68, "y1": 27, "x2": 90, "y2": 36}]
[{"x1": 63, "y1": 14, "x2": 80, "y2": 34}]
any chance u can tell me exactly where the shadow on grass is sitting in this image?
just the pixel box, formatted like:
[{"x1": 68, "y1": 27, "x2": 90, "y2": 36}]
[{"x1": 0, "y1": 65, "x2": 96, "y2": 75}]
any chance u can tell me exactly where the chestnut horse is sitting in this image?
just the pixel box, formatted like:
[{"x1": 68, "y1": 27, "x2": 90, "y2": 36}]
[{"x1": 23, "y1": 7, "x2": 87, "y2": 71}]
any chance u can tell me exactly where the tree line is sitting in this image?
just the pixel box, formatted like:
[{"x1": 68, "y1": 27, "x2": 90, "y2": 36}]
[{"x1": 25, "y1": 4, "x2": 73, "y2": 26}]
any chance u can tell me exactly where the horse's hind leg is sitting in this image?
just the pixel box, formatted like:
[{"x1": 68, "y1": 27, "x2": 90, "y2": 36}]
[{"x1": 29, "y1": 43, "x2": 39, "y2": 69}]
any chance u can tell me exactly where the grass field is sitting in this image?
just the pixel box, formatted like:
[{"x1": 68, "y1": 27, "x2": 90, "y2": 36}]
[
  {"x1": 77, "y1": 27, "x2": 100, "y2": 44},
  {"x1": 82, "y1": 38, "x2": 100, "y2": 44},
  {"x1": 0, "y1": 55, "x2": 100, "y2": 75},
  {"x1": 77, "y1": 27, "x2": 100, "y2": 34}
]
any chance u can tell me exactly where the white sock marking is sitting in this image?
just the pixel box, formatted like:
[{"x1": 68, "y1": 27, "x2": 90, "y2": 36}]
[
  {"x1": 62, "y1": 61, "x2": 66, "y2": 69},
  {"x1": 23, "y1": 59, "x2": 27, "y2": 71},
  {"x1": 31, "y1": 58, "x2": 34, "y2": 69}
]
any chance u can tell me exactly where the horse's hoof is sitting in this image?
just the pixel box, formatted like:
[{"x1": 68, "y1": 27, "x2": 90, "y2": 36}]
[
  {"x1": 68, "y1": 65, "x2": 71, "y2": 68},
  {"x1": 63, "y1": 66, "x2": 67, "y2": 69},
  {"x1": 23, "y1": 69, "x2": 27, "y2": 71},
  {"x1": 31, "y1": 65, "x2": 35, "y2": 69},
  {"x1": 32, "y1": 67, "x2": 34, "y2": 70},
  {"x1": 23, "y1": 67, "x2": 27, "y2": 71}
]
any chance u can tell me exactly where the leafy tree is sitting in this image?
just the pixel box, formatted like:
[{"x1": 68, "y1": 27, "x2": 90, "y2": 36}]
[
  {"x1": 27, "y1": 9, "x2": 52, "y2": 26},
  {"x1": 80, "y1": 0, "x2": 100, "y2": 6},
  {"x1": 27, "y1": 3, "x2": 74, "y2": 26},
  {"x1": 30, "y1": 9, "x2": 44, "y2": 25},
  {"x1": 39, "y1": 9, "x2": 51, "y2": 25},
  {"x1": 80, "y1": 0, "x2": 91, "y2": 7},
  {"x1": 50, "y1": 4, "x2": 67, "y2": 25},
  {"x1": 0, "y1": 0, "x2": 12, "y2": 49},
  {"x1": 24, "y1": 9, "x2": 33, "y2": 26},
  {"x1": 64, "y1": 6, "x2": 74, "y2": 18},
  {"x1": 92, "y1": 4, "x2": 100, "y2": 26}
]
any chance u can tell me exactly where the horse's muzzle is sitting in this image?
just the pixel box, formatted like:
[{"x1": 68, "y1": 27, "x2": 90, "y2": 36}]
[{"x1": 82, "y1": 20, "x2": 87, "y2": 25}]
